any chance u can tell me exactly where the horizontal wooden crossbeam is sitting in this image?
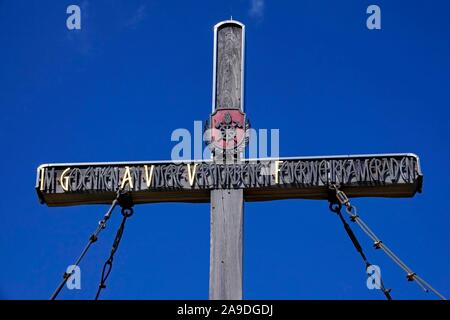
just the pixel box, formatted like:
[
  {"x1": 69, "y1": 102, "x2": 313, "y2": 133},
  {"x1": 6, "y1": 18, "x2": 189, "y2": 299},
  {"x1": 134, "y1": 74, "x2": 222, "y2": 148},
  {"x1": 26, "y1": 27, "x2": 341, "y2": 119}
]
[{"x1": 36, "y1": 153, "x2": 423, "y2": 207}]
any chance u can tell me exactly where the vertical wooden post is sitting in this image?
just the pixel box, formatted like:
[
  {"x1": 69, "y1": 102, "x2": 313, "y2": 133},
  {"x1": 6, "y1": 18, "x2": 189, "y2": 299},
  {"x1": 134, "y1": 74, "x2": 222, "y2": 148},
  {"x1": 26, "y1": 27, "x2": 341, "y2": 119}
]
[
  {"x1": 209, "y1": 20, "x2": 245, "y2": 300},
  {"x1": 210, "y1": 189, "x2": 244, "y2": 299}
]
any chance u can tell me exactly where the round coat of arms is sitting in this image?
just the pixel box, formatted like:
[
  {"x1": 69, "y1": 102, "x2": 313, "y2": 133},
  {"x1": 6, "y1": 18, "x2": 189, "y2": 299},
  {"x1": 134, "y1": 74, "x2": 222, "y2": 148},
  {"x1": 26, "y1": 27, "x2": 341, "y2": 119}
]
[{"x1": 205, "y1": 109, "x2": 250, "y2": 155}]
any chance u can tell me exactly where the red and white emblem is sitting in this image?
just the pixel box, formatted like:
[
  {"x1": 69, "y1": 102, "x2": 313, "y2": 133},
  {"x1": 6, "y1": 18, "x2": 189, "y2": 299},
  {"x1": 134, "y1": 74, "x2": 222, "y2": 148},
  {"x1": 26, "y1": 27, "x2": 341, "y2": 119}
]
[{"x1": 208, "y1": 109, "x2": 247, "y2": 153}]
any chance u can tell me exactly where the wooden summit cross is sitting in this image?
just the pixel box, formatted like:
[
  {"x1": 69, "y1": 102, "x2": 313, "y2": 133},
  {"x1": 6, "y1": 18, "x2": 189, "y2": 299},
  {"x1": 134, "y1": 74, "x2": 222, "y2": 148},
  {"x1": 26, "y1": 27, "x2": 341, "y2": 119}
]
[{"x1": 36, "y1": 20, "x2": 423, "y2": 300}]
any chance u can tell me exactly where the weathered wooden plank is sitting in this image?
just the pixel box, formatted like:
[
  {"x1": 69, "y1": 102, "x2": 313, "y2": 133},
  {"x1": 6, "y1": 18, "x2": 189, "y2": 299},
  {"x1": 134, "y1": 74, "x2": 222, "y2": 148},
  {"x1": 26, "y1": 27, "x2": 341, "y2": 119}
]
[
  {"x1": 210, "y1": 20, "x2": 245, "y2": 300},
  {"x1": 215, "y1": 23, "x2": 243, "y2": 110},
  {"x1": 209, "y1": 189, "x2": 243, "y2": 300},
  {"x1": 36, "y1": 154, "x2": 423, "y2": 206}
]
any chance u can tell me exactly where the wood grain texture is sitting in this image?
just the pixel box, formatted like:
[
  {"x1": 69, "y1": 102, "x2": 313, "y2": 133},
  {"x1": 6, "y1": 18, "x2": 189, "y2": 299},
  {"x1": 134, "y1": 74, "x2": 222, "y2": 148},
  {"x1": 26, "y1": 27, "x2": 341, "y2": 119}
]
[
  {"x1": 209, "y1": 189, "x2": 243, "y2": 300},
  {"x1": 37, "y1": 155, "x2": 423, "y2": 206},
  {"x1": 215, "y1": 24, "x2": 242, "y2": 110},
  {"x1": 210, "y1": 21, "x2": 245, "y2": 300}
]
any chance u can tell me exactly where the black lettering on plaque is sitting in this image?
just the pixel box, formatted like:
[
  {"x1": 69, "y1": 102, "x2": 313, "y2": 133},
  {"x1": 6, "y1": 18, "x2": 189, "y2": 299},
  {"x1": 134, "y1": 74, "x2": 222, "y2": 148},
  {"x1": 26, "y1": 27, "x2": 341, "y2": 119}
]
[
  {"x1": 70, "y1": 168, "x2": 82, "y2": 191},
  {"x1": 294, "y1": 161, "x2": 305, "y2": 184},
  {"x1": 43, "y1": 168, "x2": 56, "y2": 193},
  {"x1": 342, "y1": 160, "x2": 351, "y2": 184},
  {"x1": 111, "y1": 167, "x2": 120, "y2": 191},
  {"x1": 357, "y1": 159, "x2": 370, "y2": 182},
  {"x1": 346, "y1": 160, "x2": 356, "y2": 184},
  {"x1": 230, "y1": 164, "x2": 240, "y2": 187},
  {"x1": 240, "y1": 163, "x2": 248, "y2": 187},
  {"x1": 380, "y1": 158, "x2": 390, "y2": 182},
  {"x1": 93, "y1": 167, "x2": 100, "y2": 190},
  {"x1": 331, "y1": 161, "x2": 338, "y2": 183},
  {"x1": 335, "y1": 160, "x2": 342, "y2": 184},
  {"x1": 389, "y1": 158, "x2": 400, "y2": 183},
  {"x1": 369, "y1": 158, "x2": 380, "y2": 182},
  {"x1": 196, "y1": 164, "x2": 207, "y2": 188},
  {"x1": 247, "y1": 163, "x2": 256, "y2": 187},
  {"x1": 82, "y1": 167, "x2": 93, "y2": 190},
  {"x1": 208, "y1": 164, "x2": 216, "y2": 188},
  {"x1": 163, "y1": 165, "x2": 174, "y2": 188},
  {"x1": 262, "y1": 162, "x2": 271, "y2": 186},
  {"x1": 131, "y1": 167, "x2": 140, "y2": 190},
  {"x1": 154, "y1": 166, "x2": 164, "y2": 188},
  {"x1": 319, "y1": 160, "x2": 330, "y2": 184},
  {"x1": 400, "y1": 157, "x2": 415, "y2": 182},
  {"x1": 279, "y1": 161, "x2": 291, "y2": 185},
  {"x1": 310, "y1": 161, "x2": 319, "y2": 185},
  {"x1": 103, "y1": 167, "x2": 113, "y2": 191},
  {"x1": 174, "y1": 164, "x2": 183, "y2": 188},
  {"x1": 100, "y1": 167, "x2": 107, "y2": 191}
]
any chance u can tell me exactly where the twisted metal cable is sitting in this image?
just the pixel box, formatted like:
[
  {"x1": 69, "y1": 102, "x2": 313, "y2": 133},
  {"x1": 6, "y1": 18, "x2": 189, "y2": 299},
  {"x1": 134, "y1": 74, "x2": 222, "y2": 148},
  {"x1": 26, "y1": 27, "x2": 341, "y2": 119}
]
[
  {"x1": 329, "y1": 202, "x2": 392, "y2": 300},
  {"x1": 330, "y1": 184, "x2": 446, "y2": 300},
  {"x1": 50, "y1": 190, "x2": 122, "y2": 300}
]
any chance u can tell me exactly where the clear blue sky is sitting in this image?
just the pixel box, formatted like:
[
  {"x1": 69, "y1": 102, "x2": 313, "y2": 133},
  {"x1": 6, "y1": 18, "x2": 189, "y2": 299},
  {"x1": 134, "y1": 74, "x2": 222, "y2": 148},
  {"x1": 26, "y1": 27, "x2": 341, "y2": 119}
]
[{"x1": 1, "y1": 0, "x2": 449, "y2": 300}]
